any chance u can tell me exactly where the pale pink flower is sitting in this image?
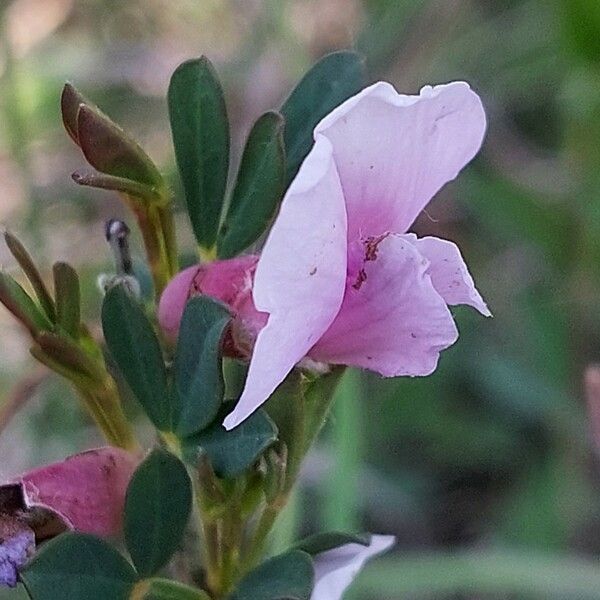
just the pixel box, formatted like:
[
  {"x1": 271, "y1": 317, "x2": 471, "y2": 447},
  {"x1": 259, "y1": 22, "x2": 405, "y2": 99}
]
[
  {"x1": 311, "y1": 534, "x2": 395, "y2": 600},
  {"x1": 159, "y1": 82, "x2": 489, "y2": 430},
  {"x1": 221, "y1": 81, "x2": 489, "y2": 429},
  {"x1": 0, "y1": 447, "x2": 138, "y2": 586}
]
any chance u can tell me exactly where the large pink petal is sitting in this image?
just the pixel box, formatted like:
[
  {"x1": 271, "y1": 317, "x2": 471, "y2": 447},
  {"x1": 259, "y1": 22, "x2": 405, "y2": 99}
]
[
  {"x1": 310, "y1": 234, "x2": 458, "y2": 376},
  {"x1": 315, "y1": 81, "x2": 486, "y2": 239},
  {"x1": 412, "y1": 235, "x2": 491, "y2": 316},
  {"x1": 311, "y1": 535, "x2": 395, "y2": 600},
  {"x1": 223, "y1": 136, "x2": 348, "y2": 430},
  {"x1": 16, "y1": 447, "x2": 138, "y2": 537}
]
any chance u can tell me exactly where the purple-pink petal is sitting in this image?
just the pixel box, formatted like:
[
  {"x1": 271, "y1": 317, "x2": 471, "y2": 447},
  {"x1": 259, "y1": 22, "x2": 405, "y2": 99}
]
[
  {"x1": 412, "y1": 235, "x2": 491, "y2": 316},
  {"x1": 15, "y1": 447, "x2": 138, "y2": 537},
  {"x1": 310, "y1": 234, "x2": 459, "y2": 376},
  {"x1": 311, "y1": 534, "x2": 395, "y2": 600},
  {"x1": 314, "y1": 81, "x2": 486, "y2": 239},
  {"x1": 223, "y1": 136, "x2": 348, "y2": 430}
]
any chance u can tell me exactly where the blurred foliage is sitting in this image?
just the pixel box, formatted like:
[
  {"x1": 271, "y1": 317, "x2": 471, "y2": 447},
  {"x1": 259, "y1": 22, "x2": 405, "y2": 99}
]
[{"x1": 2, "y1": 0, "x2": 600, "y2": 598}]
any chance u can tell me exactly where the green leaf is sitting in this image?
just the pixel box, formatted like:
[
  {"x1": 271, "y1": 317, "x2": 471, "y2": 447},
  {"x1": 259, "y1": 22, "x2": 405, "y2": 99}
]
[
  {"x1": 0, "y1": 272, "x2": 52, "y2": 335},
  {"x1": 182, "y1": 404, "x2": 277, "y2": 479},
  {"x1": 4, "y1": 231, "x2": 56, "y2": 322},
  {"x1": 124, "y1": 449, "x2": 192, "y2": 577},
  {"x1": 20, "y1": 533, "x2": 137, "y2": 600},
  {"x1": 217, "y1": 112, "x2": 285, "y2": 258},
  {"x1": 229, "y1": 550, "x2": 314, "y2": 600},
  {"x1": 76, "y1": 104, "x2": 162, "y2": 188},
  {"x1": 281, "y1": 51, "x2": 365, "y2": 184},
  {"x1": 72, "y1": 171, "x2": 161, "y2": 203},
  {"x1": 53, "y1": 262, "x2": 81, "y2": 338},
  {"x1": 131, "y1": 578, "x2": 210, "y2": 600},
  {"x1": 294, "y1": 532, "x2": 370, "y2": 556},
  {"x1": 173, "y1": 297, "x2": 231, "y2": 437},
  {"x1": 168, "y1": 57, "x2": 230, "y2": 250},
  {"x1": 102, "y1": 285, "x2": 170, "y2": 430}
]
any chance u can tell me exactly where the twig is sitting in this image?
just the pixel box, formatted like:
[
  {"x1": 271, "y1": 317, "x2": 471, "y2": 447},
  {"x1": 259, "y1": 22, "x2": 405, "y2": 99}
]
[{"x1": 0, "y1": 367, "x2": 47, "y2": 436}]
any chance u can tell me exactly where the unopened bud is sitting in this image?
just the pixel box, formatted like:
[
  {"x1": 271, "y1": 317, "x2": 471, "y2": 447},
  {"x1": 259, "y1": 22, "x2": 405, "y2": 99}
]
[{"x1": 158, "y1": 256, "x2": 267, "y2": 359}]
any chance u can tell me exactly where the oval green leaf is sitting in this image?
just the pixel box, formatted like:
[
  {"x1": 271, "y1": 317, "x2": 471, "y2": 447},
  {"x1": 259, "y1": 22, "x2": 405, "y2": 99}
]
[
  {"x1": 124, "y1": 449, "x2": 192, "y2": 578},
  {"x1": 174, "y1": 297, "x2": 231, "y2": 437},
  {"x1": 20, "y1": 533, "x2": 137, "y2": 600},
  {"x1": 281, "y1": 51, "x2": 366, "y2": 184},
  {"x1": 182, "y1": 405, "x2": 277, "y2": 479},
  {"x1": 168, "y1": 57, "x2": 230, "y2": 250},
  {"x1": 102, "y1": 284, "x2": 170, "y2": 430},
  {"x1": 217, "y1": 111, "x2": 285, "y2": 258},
  {"x1": 229, "y1": 550, "x2": 314, "y2": 600}
]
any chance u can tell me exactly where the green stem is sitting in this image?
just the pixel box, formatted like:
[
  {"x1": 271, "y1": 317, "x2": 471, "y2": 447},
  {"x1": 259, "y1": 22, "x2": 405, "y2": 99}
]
[
  {"x1": 125, "y1": 193, "x2": 178, "y2": 301},
  {"x1": 323, "y1": 369, "x2": 362, "y2": 531},
  {"x1": 30, "y1": 345, "x2": 139, "y2": 452}
]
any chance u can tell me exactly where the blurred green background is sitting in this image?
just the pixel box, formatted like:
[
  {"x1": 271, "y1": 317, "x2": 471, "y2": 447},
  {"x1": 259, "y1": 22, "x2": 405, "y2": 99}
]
[{"x1": 2, "y1": 0, "x2": 600, "y2": 598}]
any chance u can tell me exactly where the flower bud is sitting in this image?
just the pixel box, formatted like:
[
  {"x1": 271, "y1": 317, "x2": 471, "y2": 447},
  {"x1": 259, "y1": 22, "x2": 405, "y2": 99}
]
[{"x1": 158, "y1": 256, "x2": 267, "y2": 359}]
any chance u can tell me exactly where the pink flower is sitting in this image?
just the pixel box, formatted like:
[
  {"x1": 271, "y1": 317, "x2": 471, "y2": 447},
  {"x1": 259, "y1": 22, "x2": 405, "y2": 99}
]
[
  {"x1": 222, "y1": 81, "x2": 489, "y2": 429},
  {"x1": 0, "y1": 447, "x2": 138, "y2": 586},
  {"x1": 159, "y1": 81, "x2": 490, "y2": 430}
]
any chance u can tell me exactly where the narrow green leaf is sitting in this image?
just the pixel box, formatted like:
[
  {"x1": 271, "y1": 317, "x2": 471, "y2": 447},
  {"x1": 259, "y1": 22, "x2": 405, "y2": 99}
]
[
  {"x1": 131, "y1": 578, "x2": 210, "y2": 600},
  {"x1": 20, "y1": 533, "x2": 137, "y2": 600},
  {"x1": 217, "y1": 112, "x2": 285, "y2": 258},
  {"x1": 4, "y1": 231, "x2": 56, "y2": 322},
  {"x1": 124, "y1": 449, "x2": 192, "y2": 577},
  {"x1": 0, "y1": 272, "x2": 52, "y2": 335},
  {"x1": 229, "y1": 550, "x2": 314, "y2": 600},
  {"x1": 53, "y1": 262, "x2": 81, "y2": 338},
  {"x1": 182, "y1": 404, "x2": 277, "y2": 479},
  {"x1": 173, "y1": 297, "x2": 231, "y2": 436},
  {"x1": 102, "y1": 285, "x2": 170, "y2": 430},
  {"x1": 72, "y1": 171, "x2": 161, "y2": 203},
  {"x1": 294, "y1": 532, "x2": 370, "y2": 556},
  {"x1": 168, "y1": 57, "x2": 230, "y2": 249},
  {"x1": 77, "y1": 104, "x2": 162, "y2": 188},
  {"x1": 281, "y1": 51, "x2": 366, "y2": 183}
]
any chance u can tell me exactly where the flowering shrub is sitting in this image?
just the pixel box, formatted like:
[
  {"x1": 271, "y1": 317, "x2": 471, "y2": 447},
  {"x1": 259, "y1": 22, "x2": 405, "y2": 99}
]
[{"x1": 0, "y1": 51, "x2": 486, "y2": 599}]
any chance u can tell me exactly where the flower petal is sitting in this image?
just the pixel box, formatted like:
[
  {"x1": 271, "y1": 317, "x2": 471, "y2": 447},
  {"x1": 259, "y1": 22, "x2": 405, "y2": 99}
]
[
  {"x1": 310, "y1": 234, "x2": 458, "y2": 376},
  {"x1": 412, "y1": 235, "x2": 491, "y2": 316},
  {"x1": 158, "y1": 265, "x2": 198, "y2": 340},
  {"x1": 223, "y1": 136, "x2": 347, "y2": 430},
  {"x1": 16, "y1": 447, "x2": 138, "y2": 537},
  {"x1": 158, "y1": 255, "x2": 261, "y2": 342},
  {"x1": 315, "y1": 81, "x2": 486, "y2": 239},
  {"x1": 311, "y1": 534, "x2": 395, "y2": 600}
]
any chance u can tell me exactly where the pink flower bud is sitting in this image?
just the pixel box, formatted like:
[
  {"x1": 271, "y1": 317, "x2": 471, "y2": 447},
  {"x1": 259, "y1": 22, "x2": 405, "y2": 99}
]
[{"x1": 158, "y1": 256, "x2": 267, "y2": 359}]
